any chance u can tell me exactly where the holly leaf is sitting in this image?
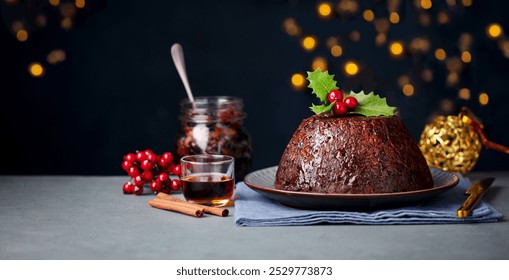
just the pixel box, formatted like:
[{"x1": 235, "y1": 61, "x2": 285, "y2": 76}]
[
  {"x1": 346, "y1": 91, "x2": 396, "y2": 117},
  {"x1": 310, "y1": 102, "x2": 335, "y2": 115},
  {"x1": 306, "y1": 68, "x2": 338, "y2": 102}
]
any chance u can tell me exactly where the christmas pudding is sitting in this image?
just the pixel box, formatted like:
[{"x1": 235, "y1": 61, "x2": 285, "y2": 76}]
[{"x1": 274, "y1": 69, "x2": 433, "y2": 194}]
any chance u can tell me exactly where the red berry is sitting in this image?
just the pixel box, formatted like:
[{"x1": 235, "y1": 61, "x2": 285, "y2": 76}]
[
  {"x1": 134, "y1": 185, "x2": 144, "y2": 195},
  {"x1": 127, "y1": 166, "x2": 140, "y2": 177},
  {"x1": 121, "y1": 160, "x2": 132, "y2": 171},
  {"x1": 170, "y1": 179, "x2": 181, "y2": 190},
  {"x1": 144, "y1": 149, "x2": 154, "y2": 155},
  {"x1": 133, "y1": 175, "x2": 145, "y2": 187},
  {"x1": 158, "y1": 172, "x2": 169, "y2": 182},
  {"x1": 158, "y1": 158, "x2": 171, "y2": 168},
  {"x1": 161, "y1": 152, "x2": 174, "y2": 163},
  {"x1": 150, "y1": 179, "x2": 162, "y2": 192},
  {"x1": 122, "y1": 182, "x2": 135, "y2": 194},
  {"x1": 327, "y1": 89, "x2": 343, "y2": 103},
  {"x1": 140, "y1": 159, "x2": 153, "y2": 171},
  {"x1": 333, "y1": 101, "x2": 348, "y2": 116},
  {"x1": 142, "y1": 170, "x2": 153, "y2": 181},
  {"x1": 344, "y1": 96, "x2": 358, "y2": 110},
  {"x1": 146, "y1": 152, "x2": 158, "y2": 163},
  {"x1": 124, "y1": 153, "x2": 136, "y2": 162},
  {"x1": 136, "y1": 151, "x2": 148, "y2": 162},
  {"x1": 172, "y1": 164, "x2": 181, "y2": 176}
]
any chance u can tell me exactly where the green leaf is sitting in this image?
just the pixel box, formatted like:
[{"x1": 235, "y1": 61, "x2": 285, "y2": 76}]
[
  {"x1": 306, "y1": 68, "x2": 338, "y2": 103},
  {"x1": 346, "y1": 90, "x2": 396, "y2": 117},
  {"x1": 310, "y1": 102, "x2": 335, "y2": 115}
]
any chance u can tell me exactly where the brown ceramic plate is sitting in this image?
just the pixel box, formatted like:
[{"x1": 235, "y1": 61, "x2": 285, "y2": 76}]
[{"x1": 243, "y1": 166, "x2": 459, "y2": 210}]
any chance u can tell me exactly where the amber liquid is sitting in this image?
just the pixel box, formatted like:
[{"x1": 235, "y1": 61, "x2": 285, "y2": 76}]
[{"x1": 182, "y1": 173, "x2": 234, "y2": 207}]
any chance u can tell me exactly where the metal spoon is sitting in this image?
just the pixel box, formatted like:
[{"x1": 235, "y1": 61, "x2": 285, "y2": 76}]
[{"x1": 171, "y1": 43, "x2": 195, "y2": 103}]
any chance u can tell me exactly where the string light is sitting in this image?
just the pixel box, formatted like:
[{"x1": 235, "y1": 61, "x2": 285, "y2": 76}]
[
  {"x1": 478, "y1": 92, "x2": 489, "y2": 106},
  {"x1": 487, "y1": 23, "x2": 503, "y2": 39},
  {"x1": 75, "y1": 0, "x2": 85, "y2": 9},
  {"x1": 291, "y1": 73, "x2": 306, "y2": 90},
  {"x1": 301, "y1": 36, "x2": 317, "y2": 51},
  {"x1": 16, "y1": 29, "x2": 28, "y2": 42},
  {"x1": 461, "y1": 51, "x2": 472, "y2": 63},
  {"x1": 389, "y1": 41, "x2": 404, "y2": 57},
  {"x1": 283, "y1": 18, "x2": 301, "y2": 37},
  {"x1": 363, "y1": 10, "x2": 375, "y2": 22},
  {"x1": 461, "y1": 0, "x2": 473, "y2": 7},
  {"x1": 458, "y1": 88, "x2": 471, "y2": 100},
  {"x1": 28, "y1": 62, "x2": 44, "y2": 77},
  {"x1": 389, "y1": 12, "x2": 400, "y2": 24},
  {"x1": 421, "y1": 0, "x2": 432, "y2": 10},
  {"x1": 435, "y1": 48, "x2": 446, "y2": 61},
  {"x1": 344, "y1": 61, "x2": 359, "y2": 76},
  {"x1": 330, "y1": 45, "x2": 343, "y2": 57},
  {"x1": 312, "y1": 56, "x2": 328, "y2": 70},
  {"x1": 317, "y1": 2, "x2": 333, "y2": 19},
  {"x1": 402, "y1": 84, "x2": 415, "y2": 96},
  {"x1": 49, "y1": 0, "x2": 60, "y2": 6},
  {"x1": 47, "y1": 49, "x2": 66, "y2": 64}
]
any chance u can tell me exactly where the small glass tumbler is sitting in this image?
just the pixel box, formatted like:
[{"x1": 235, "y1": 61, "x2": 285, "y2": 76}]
[{"x1": 180, "y1": 154, "x2": 235, "y2": 207}]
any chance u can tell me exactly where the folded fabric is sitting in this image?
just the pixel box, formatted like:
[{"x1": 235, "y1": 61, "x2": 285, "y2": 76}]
[{"x1": 234, "y1": 173, "x2": 502, "y2": 227}]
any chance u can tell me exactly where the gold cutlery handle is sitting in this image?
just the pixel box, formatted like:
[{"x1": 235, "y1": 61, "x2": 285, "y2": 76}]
[{"x1": 457, "y1": 193, "x2": 481, "y2": 218}]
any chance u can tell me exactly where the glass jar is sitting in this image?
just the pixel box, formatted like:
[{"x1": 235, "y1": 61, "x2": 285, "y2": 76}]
[{"x1": 175, "y1": 96, "x2": 252, "y2": 180}]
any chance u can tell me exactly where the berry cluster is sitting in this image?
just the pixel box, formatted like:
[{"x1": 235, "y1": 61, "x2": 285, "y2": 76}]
[
  {"x1": 327, "y1": 89, "x2": 358, "y2": 116},
  {"x1": 121, "y1": 150, "x2": 182, "y2": 195}
]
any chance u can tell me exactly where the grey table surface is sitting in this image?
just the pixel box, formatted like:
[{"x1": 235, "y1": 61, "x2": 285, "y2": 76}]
[{"x1": 0, "y1": 172, "x2": 508, "y2": 260}]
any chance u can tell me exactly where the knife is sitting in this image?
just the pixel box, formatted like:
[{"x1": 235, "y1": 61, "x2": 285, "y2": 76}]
[{"x1": 457, "y1": 177, "x2": 495, "y2": 219}]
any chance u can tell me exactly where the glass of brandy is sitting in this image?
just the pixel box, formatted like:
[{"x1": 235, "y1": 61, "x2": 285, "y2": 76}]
[{"x1": 180, "y1": 154, "x2": 235, "y2": 207}]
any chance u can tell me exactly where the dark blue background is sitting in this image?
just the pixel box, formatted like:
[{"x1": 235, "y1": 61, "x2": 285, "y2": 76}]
[{"x1": 1, "y1": 0, "x2": 508, "y2": 175}]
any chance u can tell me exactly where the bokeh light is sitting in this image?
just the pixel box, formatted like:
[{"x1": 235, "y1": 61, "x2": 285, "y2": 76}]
[
  {"x1": 435, "y1": 48, "x2": 447, "y2": 61},
  {"x1": 330, "y1": 45, "x2": 342, "y2": 57},
  {"x1": 389, "y1": 41, "x2": 404, "y2": 57},
  {"x1": 317, "y1": 2, "x2": 333, "y2": 19},
  {"x1": 389, "y1": 12, "x2": 400, "y2": 24},
  {"x1": 312, "y1": 56, "x2": 328, "y2": 71},
  {"x1": 478, "y1": 92, "x2": 489, "y2": 106},
  {"x1": 344, "y1": 61, "x2": 359, "y2": 76},
  {"x1": 363, "y1": 10, "x2": 375, "y2": 22},
  {"x1": 28, "y1": 62, "x2": 44, "y2": 77},
  {"x1": 16, "y1": 29, "x2": 28, "y2": 42},
  {"x1": 421, "y1": 0, "x2": 432, "y2": 10},
  {"x1": 301, "y1": 36, "x2": 317, "y2": 51},
  {"x1": 75, "y1": 0, "x2": 86, "y2": 9},
  {"x1": 487, "y1": 23, "x2": 503, "y2": 39},
  {"x1": 461, "y1": 51, "x2": 472, "y2": 63},
  {"x1": 458, "y1": 88, "x2": 471, "y2": 100},
  {"x1": 402, "y1": 84, "x2": 414, "y2": 96},
  {"x1": 49, "y1": 0, "x2": 60, "y2": 6},
  {"x1": 291, "y1": 73, "x2": 306, "y2": 90}
]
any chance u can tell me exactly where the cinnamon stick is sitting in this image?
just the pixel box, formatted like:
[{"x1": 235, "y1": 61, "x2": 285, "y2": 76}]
[
  {"x1": 156, "y1": 193, "x2": 229, "y2": 217},
  {"x1": 148, "y1": 198, "x2": 203, "y2": 217}
]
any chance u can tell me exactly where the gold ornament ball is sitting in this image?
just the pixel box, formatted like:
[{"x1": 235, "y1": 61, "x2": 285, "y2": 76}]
[{"x1": 419, "y1": 115, "x2": 482, "y2": 174}]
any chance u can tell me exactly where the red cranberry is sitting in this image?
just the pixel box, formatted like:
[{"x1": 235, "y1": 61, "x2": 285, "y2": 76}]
[
  {"x1": 172, "y1": 164, "x2": 181, "y2": 176},
  {"x1": 171, "y1": 179, "x2": 181, "y2": 190},
  {"x1": 121, "y1": 160, "x2": 132, "y2": 172},
  {"x1": 333, "y1": 101, "x2": 348, "y2": 116},
  {"x1": 140, "y1": 159, "x2": 153, "y2": 171},
  {"x1": 327, "y1": 89, "x2": 343, "y2": 103},
  {"x1": 150, "y1": 179, "x2": 162, "y2": 193},
  {"x1": 127, "y1": 166, "x2": 140, "y2": 177},
  {"x1": 122, "y1": 182, "x2": 135, "y2": 194},
  {"x1": 344, "y1": 96, "x2": 358, "y2": 110},
  {"x1": 133, "y1": 175, "x2": 145, "y2": 187},
  {"x1": 136, "y1": 151, "x2": 147, "y2": 162},
  {"x1": 158, "y1": 172, "x2": 169, "y2": 182},
  {"x1": 134, "y1": 185, "x2": 144, "y2": 195}
]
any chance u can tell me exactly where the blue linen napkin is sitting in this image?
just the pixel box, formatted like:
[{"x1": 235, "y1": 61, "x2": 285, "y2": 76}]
[{"x1": 234, "y1": 173, "x2": 502, "y2": 227}]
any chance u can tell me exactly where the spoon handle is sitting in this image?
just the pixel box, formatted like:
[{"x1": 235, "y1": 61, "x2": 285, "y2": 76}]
[{"x1": 171, "y1": 43, "x2": 194, "y2": 102}]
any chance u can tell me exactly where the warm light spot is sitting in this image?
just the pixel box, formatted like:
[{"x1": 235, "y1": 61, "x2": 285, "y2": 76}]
[
  {"x1": 447, "y1": 73, "x2": 459, "y2": 86},
  {"x1": 16, "y1": 29, "x2": 28, "y2": 42},
  {"x1": 49, "y1": 0, "x2": 60, "y2": 6},
  {"x1": 446, "y1": 0, "x2": 457, "y2": 6},
  {"x1": 421, "y1": 0, "x2": 432, "y2": 9},
  {"x1": 349, "y1": 31, "x2": 360, "y2": 42},
  {"x1": 326, "y1": 37, "x2": 338, "y2": 48},
  {"x1": 479, "y1": 92, "x2": 489, "y2": 106},
  {"x1": 487, "y1": 23, "x2": 503, "y2": 39},
  {"x1": 398, "y1": 75, "x2": 410, "y2": 88},
  {"x1": 61, "y1": 17, "x2": 73, "y2": 30},
  {"x1": 75, "y1": 0, "x2": 85, "y2": 8},
  {"x1": 419, "y1": 13, "x2": 431, "y2": 26},
  {"x1": 421, "y1": 69, "x2": 433, "y2": 82},
  {"x1": 12, "y1": 21, "x2": 23, "y2": 32},
  {"x1": 47, "y1": 49, "x2": 66, "y2": 64},
  {"x1": 301, "y1": 36, "x2": 317, "y2": 51},
  {"x1": 363, "y1": 10, "x2": 375, "y2": 22},
  {"x1": 312, "y1": 57, "x2": 328, "y2": 71},
  {"x1": 330, "y1": 45, "x2": 343, "y2": 57},
  {"x1": 435, "y1": 48, "x2": 446, "y2": 61},
  {"x1": 389, "y1": 12, "x2": 400, "y2": 24},
  {"x1": 35, "y1": 14, "x2": 47, "y2": 27},
  {"x1": 375, "y1": 19, "x2": 390, "y2": 33},
  {"x1": 28, "y1": 62, "x2": 44, "y2": 77},
  {"x1": 461, "y1": 0, "x2": 473, "y2": 7},
  {"x1": 344, "y1": 61, "x2": 359, "y2": 76},
  {"x1": 461, "y1": 51, "x2": 472, "y2": 63},
  {"x1": 437, "y1": 11, "x2": 449, "y2": 24},
  {"x1": 283, "y1": 18, "x2": 301, "y2": 37},
  {"x1": 291, "y1": 73, "x2": 306, "y2": 89},
  {"x1": 389, "y1": 41, "x2": 404, "y2": 57},
  {"x1": 458, "y1": 88, "x2": 471, "y2": 100},
  {"x1": 317, "y1": 2, "x2": 333, "y2": 18},
  {"x1": 4, "y1": 0, "x2": 18, "y2": 5},
  {"x1": 375, "y1": 33, "x2": 387, "y2": 46},
  {"x1": 440, "y1": 99, "x2": 455, "y2": 113},
  {"x1": 402, "y1": 84, "x2": 414, "y2": 96}
]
